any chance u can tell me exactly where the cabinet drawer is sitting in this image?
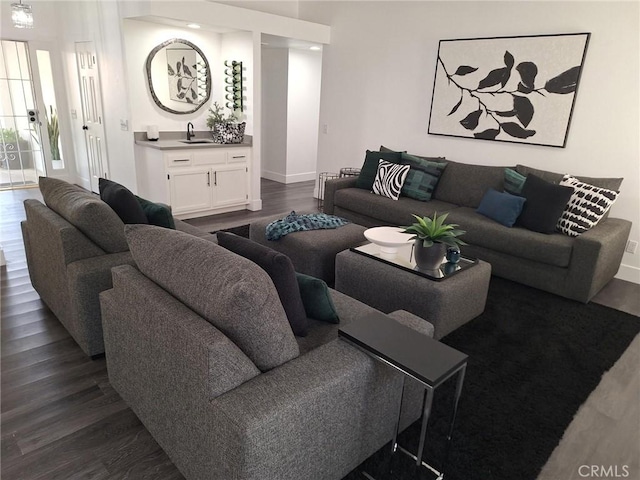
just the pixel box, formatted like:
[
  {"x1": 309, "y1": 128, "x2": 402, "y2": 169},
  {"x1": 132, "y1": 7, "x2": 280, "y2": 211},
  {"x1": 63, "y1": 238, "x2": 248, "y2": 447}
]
[
  {"x1": 193, "y1": 150, "x2": 227, "y2": 166},
  {"x1": 165, "y1": 152, "x2": 192, "y2": 167},
  {"x1": 227, "y1": 148, "x2": 250, "y2": 163}
]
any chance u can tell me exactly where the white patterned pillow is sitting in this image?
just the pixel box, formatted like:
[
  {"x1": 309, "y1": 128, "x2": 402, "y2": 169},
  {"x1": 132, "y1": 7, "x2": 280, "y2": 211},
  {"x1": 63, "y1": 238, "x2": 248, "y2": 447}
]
[
  {"x1": 372, "y1": 159, "x2": 410, "y2": 201},
  {"x1": 556, "y1": 175, "x2": 619, "y2": 237}
]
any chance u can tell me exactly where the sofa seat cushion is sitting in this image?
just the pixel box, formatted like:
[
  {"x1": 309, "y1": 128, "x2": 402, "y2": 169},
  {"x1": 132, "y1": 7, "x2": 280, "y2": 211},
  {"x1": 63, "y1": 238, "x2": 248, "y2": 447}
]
[
  {"x1": 447, "y1": 207, "x2": 574, "y2": 267},
  {"x1": 39, "y1": 177, "x2": 129, "y2": 253},
  {"x1": 124, "y1": 224, "x2": 299, "y2": 371},
  {"x1": 334, "y1": 188, "x2": 459, "y2": 227},
  {"x1": 434, "y1": 160, "x2": 510, "y2": 208}
]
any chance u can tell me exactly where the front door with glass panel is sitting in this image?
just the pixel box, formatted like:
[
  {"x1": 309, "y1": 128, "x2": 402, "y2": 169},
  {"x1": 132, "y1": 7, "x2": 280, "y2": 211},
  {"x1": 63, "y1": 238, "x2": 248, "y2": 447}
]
[{"x1": 0, "y1": 40, "x2": 46, "y2": 189}]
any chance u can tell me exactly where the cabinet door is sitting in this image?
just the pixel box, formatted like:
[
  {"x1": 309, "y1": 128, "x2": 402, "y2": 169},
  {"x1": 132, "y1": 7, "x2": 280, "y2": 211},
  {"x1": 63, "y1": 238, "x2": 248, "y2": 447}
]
[
  {"x1": 168, "y1": 168, "x2": 212, "y2": 214},
  {"x1": 213, "y1": 166, "x2": 248, "y2": 207}
]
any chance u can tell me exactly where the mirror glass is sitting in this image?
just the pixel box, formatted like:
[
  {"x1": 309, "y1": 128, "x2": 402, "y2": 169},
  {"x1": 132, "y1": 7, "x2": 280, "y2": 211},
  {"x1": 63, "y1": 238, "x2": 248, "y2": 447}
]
[{"x1": 145, "y1": 38, "x2": 211, "y2": 115}]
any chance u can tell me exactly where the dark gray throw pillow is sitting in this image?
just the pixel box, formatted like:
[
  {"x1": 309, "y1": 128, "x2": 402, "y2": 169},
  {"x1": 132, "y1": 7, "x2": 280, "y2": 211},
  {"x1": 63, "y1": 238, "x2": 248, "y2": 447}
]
[
  {"x1": 518, "y1": 174, "x2": 573, "y2": 234},
  {"x1": 99, "y1": 178, "x2": 148, "y2": 225},
  {"x1": 355, "y1": 150, "x2": 403, "y2": 190},
  {"x1": 217, "y1": 232, "x2": 309, "y2": 337}
]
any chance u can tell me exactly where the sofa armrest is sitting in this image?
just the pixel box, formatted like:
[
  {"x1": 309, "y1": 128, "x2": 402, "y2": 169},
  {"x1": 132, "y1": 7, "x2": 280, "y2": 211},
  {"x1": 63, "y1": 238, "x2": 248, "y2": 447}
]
[
  {"x1": 66, "y1": 252, "x2": 135, "y2": 355},
  {"x1": 324, "y1": 177, "x2": 358, "y2": 214},
  {"x1": 568, "y1": 217, "x2": 632, "y2": 301},
  {"x1": 207, "y1": 339, "x2": 405, "y2": 480}
]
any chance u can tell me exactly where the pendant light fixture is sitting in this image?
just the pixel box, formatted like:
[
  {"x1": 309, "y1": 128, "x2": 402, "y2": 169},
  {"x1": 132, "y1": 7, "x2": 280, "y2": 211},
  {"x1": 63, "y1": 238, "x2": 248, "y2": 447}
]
[{"x1": 12, "y1": 0, "x2": 34, "y2": 29}]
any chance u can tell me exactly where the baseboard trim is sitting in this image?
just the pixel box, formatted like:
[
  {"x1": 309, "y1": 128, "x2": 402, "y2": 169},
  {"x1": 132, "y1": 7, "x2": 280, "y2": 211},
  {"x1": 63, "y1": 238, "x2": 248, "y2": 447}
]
[
  {"x1": 261, "y1": 170, "x2": 316, "y2": 184},
  {"x1": 615, "y1": 263, "x2": 640, "y2": 284},
  {"x1": 248, "y1": 199, "x2": 262, "y2": 211},
  {"x1": 261, "y1": 170, "x2": 287, "y2": 183}
]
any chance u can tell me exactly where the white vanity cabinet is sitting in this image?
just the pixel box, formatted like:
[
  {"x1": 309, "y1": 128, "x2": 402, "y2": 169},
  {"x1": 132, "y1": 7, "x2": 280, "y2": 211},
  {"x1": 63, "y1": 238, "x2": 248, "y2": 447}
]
[{"x1": 135, "y1": 144, "x2": 251, "y2": 219}]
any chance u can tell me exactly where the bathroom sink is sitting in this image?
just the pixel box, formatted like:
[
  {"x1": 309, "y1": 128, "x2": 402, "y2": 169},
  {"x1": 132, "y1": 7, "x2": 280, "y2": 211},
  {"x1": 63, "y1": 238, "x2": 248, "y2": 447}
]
[{"x1": 180, "y1": 139, "x2": 214, "y2": 144}]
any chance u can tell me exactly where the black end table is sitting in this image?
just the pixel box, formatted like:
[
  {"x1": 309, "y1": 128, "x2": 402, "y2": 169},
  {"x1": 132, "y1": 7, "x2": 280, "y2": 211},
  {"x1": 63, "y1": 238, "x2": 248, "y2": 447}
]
[{"x1": 339, "y1": 310, "x2": 468, "y2": 479}]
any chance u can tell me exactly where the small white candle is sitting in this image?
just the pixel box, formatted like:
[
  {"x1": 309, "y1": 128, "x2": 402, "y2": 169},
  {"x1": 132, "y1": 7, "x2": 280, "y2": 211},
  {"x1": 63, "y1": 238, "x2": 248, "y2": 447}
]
[{"x1": 146, "y1": 125, "x2": 159, "y2": 141}]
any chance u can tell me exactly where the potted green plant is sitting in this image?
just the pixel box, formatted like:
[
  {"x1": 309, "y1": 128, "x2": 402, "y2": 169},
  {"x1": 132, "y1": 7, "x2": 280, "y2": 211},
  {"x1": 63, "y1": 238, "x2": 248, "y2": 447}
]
[
  {"x1": 206, "y1": 102, "x2": 245, "y2": 144},
  {"x1": 46, "y1": 106, "x2": 61, "y2": 161},
  {"x1": 402, "y1": 213, "x2": 467, "y2": 270}
]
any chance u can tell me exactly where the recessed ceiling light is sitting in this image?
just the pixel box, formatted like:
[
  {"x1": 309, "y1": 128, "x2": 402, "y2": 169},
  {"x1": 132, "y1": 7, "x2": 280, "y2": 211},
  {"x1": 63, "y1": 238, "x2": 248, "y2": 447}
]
[
  {"x1": 187, "y1": 23, "x2": 201, "y2": 29},
  {"x1": 310, "y1": 46, "x2": 321, "y2": 51}
]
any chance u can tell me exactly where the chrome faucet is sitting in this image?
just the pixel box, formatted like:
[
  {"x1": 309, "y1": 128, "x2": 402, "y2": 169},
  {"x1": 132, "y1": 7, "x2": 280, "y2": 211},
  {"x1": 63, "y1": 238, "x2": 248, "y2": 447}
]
[{"x1": 187, "y1": 122, "x2": 195, "y2": 141}]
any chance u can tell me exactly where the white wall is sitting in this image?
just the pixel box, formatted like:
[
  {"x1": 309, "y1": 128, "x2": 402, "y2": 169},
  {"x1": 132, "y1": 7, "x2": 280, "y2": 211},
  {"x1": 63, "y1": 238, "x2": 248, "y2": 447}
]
[
  {"x1": 123, "y1": 19, "x2": 222, "y2": 135},
  {"x1": 286, "y1": 48, "x2": 322, "y2": 182},
  {"x1": 261, "y1": 47, "x2": 289, "y2": 181},
  {"x1": 300, "y1": 1, "x2": 640, "y2": 283}
]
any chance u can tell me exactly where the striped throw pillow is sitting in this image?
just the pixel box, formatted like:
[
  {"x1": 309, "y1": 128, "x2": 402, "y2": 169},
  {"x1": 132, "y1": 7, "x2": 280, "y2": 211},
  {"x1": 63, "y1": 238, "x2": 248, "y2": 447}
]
[
  {"x1": 372, "y1": 160, "x2": 410, "y2": 201},
  {"x1": 504, "y1": 168, "x2": 527, "y2": 195}
]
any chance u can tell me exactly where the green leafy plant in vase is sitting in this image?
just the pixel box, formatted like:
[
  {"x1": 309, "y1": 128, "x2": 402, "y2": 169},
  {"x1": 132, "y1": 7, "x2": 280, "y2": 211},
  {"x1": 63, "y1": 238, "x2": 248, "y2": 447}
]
[
  {"x1": 206, "y1": 102, "x2": 245, "y2": 144},
  {"x1": 402, "y1": 213, "x2": 467, "y2": 271}
]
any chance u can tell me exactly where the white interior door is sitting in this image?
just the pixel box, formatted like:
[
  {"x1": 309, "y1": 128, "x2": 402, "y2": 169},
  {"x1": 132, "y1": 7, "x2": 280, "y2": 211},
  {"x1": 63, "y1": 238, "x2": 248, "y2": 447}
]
[{"x1": 75, "y1": 41, "x2": 108, "y2": 193}]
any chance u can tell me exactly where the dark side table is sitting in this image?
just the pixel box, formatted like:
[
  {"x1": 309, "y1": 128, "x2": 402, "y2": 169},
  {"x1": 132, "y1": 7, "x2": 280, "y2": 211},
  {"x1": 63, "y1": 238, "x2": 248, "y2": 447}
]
[{"x1": 339, "y1": 310, "x2": 468, "y2": 479}]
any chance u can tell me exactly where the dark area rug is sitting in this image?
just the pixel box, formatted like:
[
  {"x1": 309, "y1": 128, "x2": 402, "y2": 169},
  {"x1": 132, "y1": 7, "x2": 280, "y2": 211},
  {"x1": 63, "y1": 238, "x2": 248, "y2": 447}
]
[{"x1": 344, "y1": 276, "x2": 639, "y2": 480}]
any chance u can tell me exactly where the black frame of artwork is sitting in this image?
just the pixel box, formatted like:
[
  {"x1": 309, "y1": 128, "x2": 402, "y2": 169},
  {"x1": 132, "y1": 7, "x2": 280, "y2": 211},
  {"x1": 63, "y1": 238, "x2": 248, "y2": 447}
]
[{"x1": 427, "y1": 33, "x2": 591, "y2": 148}]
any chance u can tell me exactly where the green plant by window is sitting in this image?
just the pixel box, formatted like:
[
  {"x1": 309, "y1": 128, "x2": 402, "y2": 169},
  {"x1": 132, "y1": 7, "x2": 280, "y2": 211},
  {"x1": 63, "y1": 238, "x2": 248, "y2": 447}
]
[
  {"x1": 0, "y1": 128, "x2": 20, "y2": 144},
  {"x1": 402, "y1": 212, "x2": 467, "y2": 248}
]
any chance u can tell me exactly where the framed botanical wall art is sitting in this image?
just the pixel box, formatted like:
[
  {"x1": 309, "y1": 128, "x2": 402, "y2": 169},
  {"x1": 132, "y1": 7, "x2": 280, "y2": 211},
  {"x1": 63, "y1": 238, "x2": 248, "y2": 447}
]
[{"x1": 428, "y1": 33, "x2": 590, "y2": 148}]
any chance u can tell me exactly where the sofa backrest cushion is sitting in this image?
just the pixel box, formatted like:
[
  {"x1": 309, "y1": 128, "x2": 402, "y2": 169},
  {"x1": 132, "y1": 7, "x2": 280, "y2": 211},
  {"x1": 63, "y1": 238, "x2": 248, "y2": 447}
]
[
  {"x1": 99, "y1": 178, "x2": 148, "y2": 225},
  {"x1": 515, "y1": 164, "x2": 623, "y2": 191},
  {"x1": 39, "y1": 177, "x2": 129, "y2": 253},
  {"x1": 217, "y1": 232, "x2": 309, "y2": 337},
  {"x1": 124, "y1": 224, "x2": 299, "y2": 371},
  {"x1": 434, "y1": 160, "x2": 507, "y2": 208},
  {"x1": 356, "y1": 150, "x2": 402, "y2": 190}
]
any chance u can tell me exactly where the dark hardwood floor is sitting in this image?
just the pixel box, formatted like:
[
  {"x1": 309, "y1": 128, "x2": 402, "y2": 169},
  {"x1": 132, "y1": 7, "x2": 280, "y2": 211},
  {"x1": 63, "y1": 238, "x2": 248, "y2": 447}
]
[{"x1": 1, "y1": 179, "x2": 638, "y2": 479}]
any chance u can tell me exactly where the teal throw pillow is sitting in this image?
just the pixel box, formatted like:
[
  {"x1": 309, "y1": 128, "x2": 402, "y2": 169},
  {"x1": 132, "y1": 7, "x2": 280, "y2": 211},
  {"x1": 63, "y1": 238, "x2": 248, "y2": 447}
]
[
  {"x1": 355, "y1": 150, "x2": 403, "y2": 190},
  {"x1": 504, "y1": 168, "x2": 526, "y2": 195},
  {"x1": 135, "y1": 196, "x2": 175, "y2": 229},
  {"x1": 476, "y1": 188, "x2": 526, "y2": 227},
  {"x1": 400, "y1": 153, "x2": 448, "y2": 201},
  {"x1": 295, "y1": 273, "x2": 339, "y2": 324}
]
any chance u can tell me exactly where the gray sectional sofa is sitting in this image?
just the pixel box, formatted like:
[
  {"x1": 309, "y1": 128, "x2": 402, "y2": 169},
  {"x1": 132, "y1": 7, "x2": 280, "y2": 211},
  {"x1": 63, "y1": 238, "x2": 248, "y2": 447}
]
[
  {"x1": 100, "y1": 224, "x2": 426, "y2": 480},
  {"x1": 325, "y1": 161, "x2": 631, "y2": 303},
  {"x1": 21, "y1": 177, "x2": 215, "y2": 356}
]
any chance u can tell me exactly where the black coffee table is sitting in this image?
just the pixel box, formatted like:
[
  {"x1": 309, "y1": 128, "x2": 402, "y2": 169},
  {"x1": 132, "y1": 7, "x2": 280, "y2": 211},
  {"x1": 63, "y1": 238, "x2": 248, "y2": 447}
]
[{"x1": 339, "y1": 310, "x2": 468, "y2": 479}]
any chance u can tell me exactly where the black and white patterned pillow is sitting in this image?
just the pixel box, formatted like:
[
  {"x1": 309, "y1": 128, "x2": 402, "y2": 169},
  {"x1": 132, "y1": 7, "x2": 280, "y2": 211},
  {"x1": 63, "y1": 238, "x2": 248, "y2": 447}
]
[
  {"x1": 372, "y1": 159, "x2": 410, "y2": 201},
  {"x1": 556, "y1": 175, "x2": 619, "y2": 236}
]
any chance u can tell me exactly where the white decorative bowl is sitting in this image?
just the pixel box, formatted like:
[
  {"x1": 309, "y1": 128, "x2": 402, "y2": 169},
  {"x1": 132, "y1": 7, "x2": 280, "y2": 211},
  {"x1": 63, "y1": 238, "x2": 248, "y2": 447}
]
[{"x1": 364, "y1": 226, "x2": 414, "y2": 255}]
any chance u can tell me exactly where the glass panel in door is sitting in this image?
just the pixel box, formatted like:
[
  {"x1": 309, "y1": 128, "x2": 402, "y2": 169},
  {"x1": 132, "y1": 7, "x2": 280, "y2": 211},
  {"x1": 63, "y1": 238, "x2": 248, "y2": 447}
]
[{"x1": 0, "y1": 40, "x2": 46, "y2": 190}]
